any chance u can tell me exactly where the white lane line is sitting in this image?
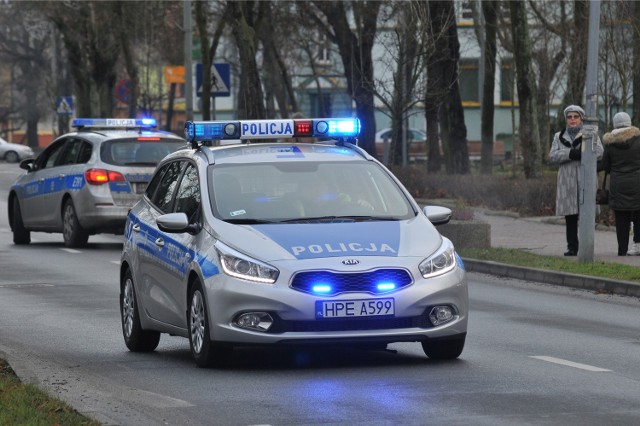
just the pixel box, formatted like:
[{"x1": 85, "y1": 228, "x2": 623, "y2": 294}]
[
  {"x1": 110, "y1": 261, "x2": 120, "y2": 265},
  {"x1": 529, "y1": 356, "x2": 611, "y2": 372},
  {"x1": 60, "y1": 248, "x2": 82, "y2": 254}
]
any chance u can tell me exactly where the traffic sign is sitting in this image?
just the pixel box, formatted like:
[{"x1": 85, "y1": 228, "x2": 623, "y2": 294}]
[
  {"x1": 164, "y1": 66, "x2": 185, "y2": 84},
  {"x1": 115, "y1": 79, "x2": 132, "y2": 104},
  {"x1": 55, "y1": 96, "x2": 74, "y2": 116},
  {"x1": 196, "y1": 63, "x2": 230, "y2": 97}
]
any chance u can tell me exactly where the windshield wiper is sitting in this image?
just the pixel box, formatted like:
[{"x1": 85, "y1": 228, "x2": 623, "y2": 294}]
[
  {"x1": 224, "y1": 218, "x2": 277, "y2": 224},
  {"x1": 275, "y1": 216, "x2": 403, "y2": 223}
]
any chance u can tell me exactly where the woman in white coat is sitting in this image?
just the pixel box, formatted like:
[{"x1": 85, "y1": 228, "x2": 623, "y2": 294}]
[{"x1": 549, "y1": 105, "x2": 604, "y2": 256}]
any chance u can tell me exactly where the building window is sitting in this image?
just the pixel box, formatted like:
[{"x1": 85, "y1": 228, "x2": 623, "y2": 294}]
[
  {"x1": 309, "y1": 92, "x2": 332, "y2": 117},
  {"x1": 459, "y1": 58, "x2": 479, "y2": 105},
  {"x1": 457, "y1": 1, "x2": 475, "y2": 26},
  {"x1": 500, "y1": 59, "x2": 514, "y2": 104},
  {"x1": 315, "y1": 34, "x2": 332, "y2": 66}
]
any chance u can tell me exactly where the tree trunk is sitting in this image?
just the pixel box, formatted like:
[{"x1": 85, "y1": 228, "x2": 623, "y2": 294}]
[
  {"x1": 228, "y1": 2, "x2": 266, "y2": 120},
  {"x1": 430, "y1": 1, "x2": 469, "y2": 175},
  {"x1": 510, "y1": 1, "x2": 542, "y2": 178},
  {"x1": 480, "y1": 0, "x2": 497, "y2": 175},
  {"x1": 563, "y1": 0, "x2": 589, "y2": 107},
  {"x1": 312, "y1": 1, "x2": 380, "y2": 155}
]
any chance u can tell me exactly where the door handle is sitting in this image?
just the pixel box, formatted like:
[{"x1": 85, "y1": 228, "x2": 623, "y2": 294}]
[
  {"x1": 132, "y1": 224, "x2": 140, "y2": 232},
  {"x1": 155, "y1": 237, "x2": 164, "y2": 248}
]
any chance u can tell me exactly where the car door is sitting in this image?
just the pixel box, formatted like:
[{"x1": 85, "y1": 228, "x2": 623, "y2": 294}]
[
  {"x1": 155, "y1": 162, "x2": 201, "y2": 326},
  {"x1": 40, "y1": 137, "x2": 89, "y2": 226},
  {"x1": 20, "y1": 139, "x2": 68, "y2": 227},
  {"x1": 136, "y1": 160, "x2": 190, "y2": 326}
]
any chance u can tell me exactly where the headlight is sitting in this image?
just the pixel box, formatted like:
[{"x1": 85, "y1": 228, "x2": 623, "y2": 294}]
[
  {"x1": 215, "y1": 241, "x2": 279, "y2": 283},
  {"x1": 419, "y1": 238, "x2": 457, "y2": 278}
]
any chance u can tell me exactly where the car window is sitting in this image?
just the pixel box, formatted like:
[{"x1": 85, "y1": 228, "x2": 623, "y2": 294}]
[
  {"x1": 145, "y1": 163, "x2": 168, "y2": 201},
  {"x1": 151, "y1": 160, "x2": 186, "y2": 214},
  {"x1": 55, "y1": 138, "x2": 85, "y2": 166},
  {"x1": 174, "y1": 163, "x2": 200, "y2": 222},
  {"x1": 77, "y1": 141, "x2": 93, "y2": 163},
  {"x1": 38, "y1": 139, "x2": 67, "y2": 170},
  {"x1": 100, "y1": 138, "x2": 184, "y2": 166}
]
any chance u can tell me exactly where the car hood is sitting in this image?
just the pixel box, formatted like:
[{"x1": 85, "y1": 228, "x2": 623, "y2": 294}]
[{"x1": 214, "y1": 215, "x2": 444, "y2": 261}]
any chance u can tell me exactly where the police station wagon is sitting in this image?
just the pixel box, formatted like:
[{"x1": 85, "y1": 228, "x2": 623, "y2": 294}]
[
  {"x1": 7, "y1": 118, "x2": 186, "y2": 247},
  {"x1": 119, "y1": 117, "x2": 468, "y2": 367}
]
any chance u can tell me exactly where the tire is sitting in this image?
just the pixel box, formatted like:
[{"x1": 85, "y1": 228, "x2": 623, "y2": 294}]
[
  {"x1": 421, "y1": 336, "x2": 466, "y2": 360},
  {"x1": 62, "y1": 199, "x2": 89, "y2": 248},
  {"x1": 188, "y1": 280, "x2": 231, "y2": 368},
  {"x1": 5, "y1": 151, "x2": 19, "y2": 163},
  {"x1": 120, "y1": 268, "x2": 160, "y2": 352},
  {"x1": 11, "y1": 200, "x2": 30, "y2": 245}
]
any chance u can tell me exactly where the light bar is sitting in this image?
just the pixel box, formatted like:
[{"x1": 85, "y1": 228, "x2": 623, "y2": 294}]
[
  {"x1": 72, "y1": 118, "x2": 157, "y2": 129},
  {"x1": 184, "y1": 118, "x2": 360, "y2": 142}
]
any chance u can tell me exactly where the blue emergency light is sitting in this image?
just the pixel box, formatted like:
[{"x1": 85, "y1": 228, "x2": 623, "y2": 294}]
[
  {"x1": 72, "y1": 118, "x2": 157, "y2": 129},
  {"x1": 184, "y1": 118, "x2": 360, "y2": 143}
]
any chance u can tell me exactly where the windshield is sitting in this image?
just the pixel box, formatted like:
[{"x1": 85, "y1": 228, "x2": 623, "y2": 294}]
[
  {"x1": 208, "y1": 161, "x2": 415, "y2": 223},
  {"x1": 100, "y1": 138, "x2": 185, "y2": 166}
]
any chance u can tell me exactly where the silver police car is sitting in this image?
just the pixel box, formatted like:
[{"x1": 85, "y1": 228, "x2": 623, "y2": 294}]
[
  {"x1": 120, "y1": 118, "x2": 468, "y2": 367},
  {"x1": 8, "y1": 118, "x2": 186, "y2": 247}
]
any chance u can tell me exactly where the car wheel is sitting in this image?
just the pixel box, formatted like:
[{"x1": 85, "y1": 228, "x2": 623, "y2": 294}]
[
  {"x1": 11, "y1": 200, "x2": 30, "y2": 245},
  {"x1": 120, "y1": 268, "x2": 160, "y2": 352},
  {"x1": 421, "y1": 336, "x2": 465, "y2": 360},
  {"x1": 188, "y1": 280, "x2": 231, "y2": 368},
  {"x1": 4, "y1": 151, "x2": 19, "y2": 163},
  {"x1": 62, "y1": 199, "x2": 89, "y2": 248}
]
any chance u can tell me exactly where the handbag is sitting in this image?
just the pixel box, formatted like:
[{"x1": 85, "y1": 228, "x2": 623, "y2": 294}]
[{"x1": 596, "y1": 172, "x2": 609, "y2": 205}]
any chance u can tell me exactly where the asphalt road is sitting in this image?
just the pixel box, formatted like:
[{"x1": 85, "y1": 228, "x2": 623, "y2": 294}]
[{"x1": 2, "y1": 161, "x2": 640, "y2": 425}]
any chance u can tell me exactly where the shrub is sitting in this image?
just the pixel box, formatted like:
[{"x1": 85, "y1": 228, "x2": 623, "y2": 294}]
[{"x1": 392, "y1": 165, "x2": 610, "y2": 223}]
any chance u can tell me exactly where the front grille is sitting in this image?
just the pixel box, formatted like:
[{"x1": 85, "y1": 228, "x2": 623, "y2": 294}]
[
  {"x1": 290, "y1": 268, "x2": 413, "y2": 296},
  {"x1": 269, "y1": 314, "x2": 430, "y2": 333}
]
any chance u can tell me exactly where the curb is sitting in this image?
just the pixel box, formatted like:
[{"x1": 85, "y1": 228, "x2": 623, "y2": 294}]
[{"x1": 463, "y1": 258, "x2": 640, "y2": 298}]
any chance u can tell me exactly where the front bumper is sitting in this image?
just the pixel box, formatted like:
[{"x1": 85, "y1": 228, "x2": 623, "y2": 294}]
[{"x1": 204, "y1": 263, "x2": 468, "y2": 346}]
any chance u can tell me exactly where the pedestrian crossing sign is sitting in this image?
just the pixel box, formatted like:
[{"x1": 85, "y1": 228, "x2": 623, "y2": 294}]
[{"x1": 56, "y1": 96, "x2": 74, "y2": 116}]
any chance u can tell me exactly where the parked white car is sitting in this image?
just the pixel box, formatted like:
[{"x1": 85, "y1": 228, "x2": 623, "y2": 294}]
[{"x1": 0, "y1": 137, "x2": 34, "y2": 163}]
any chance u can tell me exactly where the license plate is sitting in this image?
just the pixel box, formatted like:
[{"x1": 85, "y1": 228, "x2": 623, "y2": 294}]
[
  {"x1": 316, "y1": 298, "x2": 395, "y2": 319},
  {"x1": 132, "y1": 182, "x2": 148, "y2": 194}
]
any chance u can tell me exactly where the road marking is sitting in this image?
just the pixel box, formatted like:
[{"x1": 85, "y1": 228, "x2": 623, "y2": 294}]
[
  {"x1": 110, "y1": 261, "x2": 120, "y2": 265},
  {"x1": 60, "y1": 248, "x2": 82, "y2": 254},
  {"x1": 529, "y1": 356, "x2": 611, "y2": 372}
]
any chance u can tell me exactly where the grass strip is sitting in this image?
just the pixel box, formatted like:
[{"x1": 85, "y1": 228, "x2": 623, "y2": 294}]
[
  {"x1": 0, "y1": 358, "x2": 99, "y2": 426},
  {"x1": 460, "y1": 247, "x2": 640, "y2": 282}
]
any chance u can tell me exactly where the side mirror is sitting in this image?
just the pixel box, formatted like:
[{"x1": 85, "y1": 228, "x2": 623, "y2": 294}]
[
  {"x1": 157, "y1": 212, "x2": 201, "y2": 234},
  {"x1": 19, "y1": 158, "x2": 35, "y2": 171},
  {"x1": 423, "y1": 206, "x2": 452, "y2": 226}
]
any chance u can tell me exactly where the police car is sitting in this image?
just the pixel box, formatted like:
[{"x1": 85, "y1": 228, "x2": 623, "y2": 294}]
[
  {"x1": 120, "y1": 117, "x2": 468, "y2": 367},
  {"x1": 7, "y1": 118, "x2": 186, "y2": 247}
]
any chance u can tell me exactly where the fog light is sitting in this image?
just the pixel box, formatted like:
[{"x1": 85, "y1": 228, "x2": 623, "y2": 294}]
[
  {"x1": 235, "y1": 312, "x2": 274, "y2": 332},
  {"x1": 429, "y1": 306, "x2": 455, "y2": 326}
]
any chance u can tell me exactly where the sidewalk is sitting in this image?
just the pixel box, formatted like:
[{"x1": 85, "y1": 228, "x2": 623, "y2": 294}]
[
  {"x1": 475, "y1": 209, "x2": 640, "y2": 267},
  {"x1": 462, "y1": 209, "x2": 640, "y2": 296}
]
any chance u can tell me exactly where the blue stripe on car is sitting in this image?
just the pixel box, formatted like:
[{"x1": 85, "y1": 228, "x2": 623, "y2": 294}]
[{"x1": 126, "y1": 212, "x2": 220, "y2": 279}]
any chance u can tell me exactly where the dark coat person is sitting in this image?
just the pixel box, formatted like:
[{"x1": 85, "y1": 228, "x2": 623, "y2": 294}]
[{"x1": 602, "y1": 112, "x2": 640, "y2": 255}]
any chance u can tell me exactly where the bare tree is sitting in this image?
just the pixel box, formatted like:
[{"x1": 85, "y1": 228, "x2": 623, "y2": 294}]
[
  {"x1": 227, "y1": 1, "x2": 266, "y2": 120},
  {"x1": 309, "y1": 1, "x2": 381, "y2": 156},
  {"x1": 0, "y1": 2, "x2": 50, "y2": 148},
  {"x1": 479, "y1": 0, "x2": 498, "y2": 175},
  {"x1": 510, "y1": 0, "x2": 542, "y2": 178},
  {"x1": 195, "y1": 1, "x2": 228, "y2": 121},
  {"x1": 425, "y1": 0, "x2": 469, "y2": 175}
]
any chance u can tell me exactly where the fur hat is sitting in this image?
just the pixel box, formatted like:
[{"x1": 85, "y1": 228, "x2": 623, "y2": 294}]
[
  {"x1": 613, "y1": 112, "x2": 631, "y2": 129},
  {"x1": 564, "y1": 105, "x2": 585, "y2": 119}
]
